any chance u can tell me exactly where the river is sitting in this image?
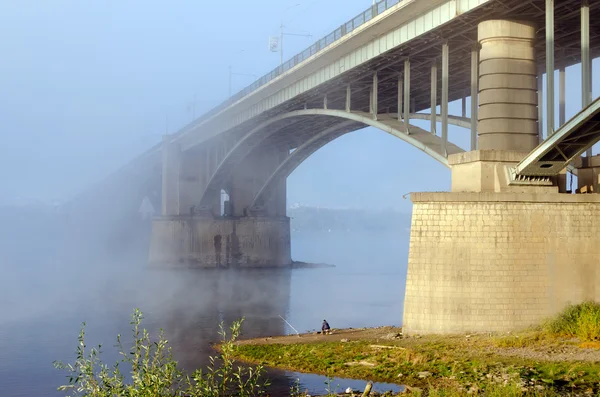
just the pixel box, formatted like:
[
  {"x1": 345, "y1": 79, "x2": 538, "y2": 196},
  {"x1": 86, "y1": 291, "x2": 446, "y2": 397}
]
[{"x1": 0, "y1": 220, "x2": 409, "y2": 396}]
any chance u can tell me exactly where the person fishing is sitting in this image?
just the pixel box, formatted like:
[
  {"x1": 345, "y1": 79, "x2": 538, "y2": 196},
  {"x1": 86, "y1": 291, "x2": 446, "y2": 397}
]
[{"x1": 322, "y1": 319, "x2": 331, "y2": 335}]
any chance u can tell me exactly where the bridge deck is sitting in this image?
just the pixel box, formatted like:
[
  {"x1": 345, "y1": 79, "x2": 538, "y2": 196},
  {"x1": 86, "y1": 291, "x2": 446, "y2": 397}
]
[
  {"x1": 173, "y1": 0, "x2": 600, "y2": 151},
  {"x1": 73, "y1": 0, "x2": 600, "y2": 204},
  {"x1": 515, "y1": 97, "x2": 600, "y2": 177}
]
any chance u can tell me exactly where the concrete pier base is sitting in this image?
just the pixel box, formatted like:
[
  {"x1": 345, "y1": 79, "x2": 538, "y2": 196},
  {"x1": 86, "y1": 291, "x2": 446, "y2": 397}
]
[
  {"x1": 149, "y1": 216, "x2": 291, "y2": 267},
  {"x1": 403, "y1": 192, "x2": 600, "y2": 335}
]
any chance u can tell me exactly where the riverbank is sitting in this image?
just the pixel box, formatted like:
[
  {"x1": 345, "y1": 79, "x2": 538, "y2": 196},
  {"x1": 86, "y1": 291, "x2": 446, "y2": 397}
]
[{"x1": 232, "y1": 326, "x2": 600, "y2": 395}]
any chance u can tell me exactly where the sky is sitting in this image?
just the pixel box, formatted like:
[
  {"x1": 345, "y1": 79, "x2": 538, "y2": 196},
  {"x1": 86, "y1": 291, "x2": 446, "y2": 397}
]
[{"x1": 1, "y1": 0, "x2": 599, "y2": 211}]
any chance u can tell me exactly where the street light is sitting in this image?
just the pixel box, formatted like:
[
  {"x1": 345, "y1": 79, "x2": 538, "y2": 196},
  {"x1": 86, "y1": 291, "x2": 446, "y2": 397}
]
[
  {"x1": 227, "y1": 49, "x2": 257, "y2": 98},
  {"x1": 228, "y1": 67, "x2": 256, "y2": 97},
  {"x1": 279, "y1": 3, "x2": 300, "y2": 66},
  {"x1": 275, "y1": 3, "x2": 312, "y2": 67}
]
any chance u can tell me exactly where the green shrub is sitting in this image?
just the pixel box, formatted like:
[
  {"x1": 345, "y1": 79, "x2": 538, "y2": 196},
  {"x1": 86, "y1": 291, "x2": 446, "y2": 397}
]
[
  {"x1": 423, "y1": 381, "x2": 560, "y2": 396},
  {"x1": 545, "y1": 301, "x2": 600, "y2": 342},
  {"x1": 54, "y1": 308, "x2": 270, "y2": 397}
]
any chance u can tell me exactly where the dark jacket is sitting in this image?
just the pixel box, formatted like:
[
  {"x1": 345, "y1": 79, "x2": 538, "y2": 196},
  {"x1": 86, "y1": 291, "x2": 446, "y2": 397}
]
[{"x1": 322, "y1": 320, "x2": 330, "y2": 331}]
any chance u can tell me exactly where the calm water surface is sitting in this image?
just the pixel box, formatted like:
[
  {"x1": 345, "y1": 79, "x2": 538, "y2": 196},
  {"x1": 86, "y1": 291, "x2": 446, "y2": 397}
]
[{"x1": 0, "y1": 228, "x2": 409, "y2": 396}]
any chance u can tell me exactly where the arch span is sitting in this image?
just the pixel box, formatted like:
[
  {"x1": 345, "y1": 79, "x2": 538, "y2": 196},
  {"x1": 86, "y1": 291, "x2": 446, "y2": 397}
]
[
  {"x1": 250, "y1": 121, "x2": 356, "y2": 210},
  {"x1": 249, "y1": 114, "x2": 470, "y2": 209},
  {"x1": 407, "y1": 113, "x2": 471, "y2": 129},
  {"x1": 197, "y1": 109, "x2": 464, "y2": 210}
]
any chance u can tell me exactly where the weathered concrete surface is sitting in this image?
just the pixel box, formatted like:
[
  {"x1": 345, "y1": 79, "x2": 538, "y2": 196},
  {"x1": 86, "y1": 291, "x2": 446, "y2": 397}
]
[
  {"x1": 449, "y1": 150, "x2": 556, "y2": 193},
  {"x1": 477, "y1": 20, "x2": 539, "y2": 152},
  {"x1": 229, "y1": 144, "x2": 288, "y2": 217},
  {"x1": 403, "y1": 192, "x2": 600, "y2": 335},
  {"x1": 149, "y1": 216, "x2": 291, "y2": 267},
  {"x1": 575, "y1": 154, "x2": 600, "y2": 193}
]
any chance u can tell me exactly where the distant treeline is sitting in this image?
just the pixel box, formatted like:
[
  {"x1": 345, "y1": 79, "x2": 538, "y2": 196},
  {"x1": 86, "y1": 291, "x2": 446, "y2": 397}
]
[{"x1": 288, "y1": 206, "x2": 411, "y2": 233}]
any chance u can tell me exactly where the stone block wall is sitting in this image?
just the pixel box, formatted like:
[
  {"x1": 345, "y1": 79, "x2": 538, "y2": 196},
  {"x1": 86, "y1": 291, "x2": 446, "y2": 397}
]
[
  {"x1": 149, "y1": 216, "x2": 291, "y2": 267},
  {"x1": 403, "y1": 192, "x2": 600, "y2": 334}
]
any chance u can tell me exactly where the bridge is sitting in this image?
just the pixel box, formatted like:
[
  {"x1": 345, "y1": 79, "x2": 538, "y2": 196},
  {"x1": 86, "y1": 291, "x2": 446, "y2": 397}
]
[{"x1": 79, "y1": 0, "x2": 600, "y2": 334}]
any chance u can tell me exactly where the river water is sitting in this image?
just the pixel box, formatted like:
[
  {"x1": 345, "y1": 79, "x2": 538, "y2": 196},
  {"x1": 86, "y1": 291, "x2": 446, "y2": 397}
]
[{"x1": 0, "y1": 222, "x2": 409, "y2": 396}]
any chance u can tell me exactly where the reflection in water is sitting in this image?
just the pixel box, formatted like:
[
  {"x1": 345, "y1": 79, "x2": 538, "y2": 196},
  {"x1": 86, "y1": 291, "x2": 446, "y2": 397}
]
[
  {"x1": 0, "y1": 210, "x2": 408, "y2": 396},
  {"x1": 157, "y1": 269, "x2": 291, "y2": 372}
]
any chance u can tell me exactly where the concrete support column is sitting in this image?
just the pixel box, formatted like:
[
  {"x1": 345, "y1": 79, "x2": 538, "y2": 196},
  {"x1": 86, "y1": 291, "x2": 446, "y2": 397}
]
[
  {"x1": 559, "y1": 54, "x2": 566, "y2": 127},
  {"x1": 582, "y1": 0, "x2": 592, "y2": 157},
  {"x1": 537, "y1": 72, "x2": 544, "y2": 142},
  {"x1": 546, "y1": 0, "x2": 555, "y2": 137},
  {"x1": 470, "y1": 46, "x2": 479, "y2": 150},
  {"x1": 477, "y1": 20, "x2": 538, "y2": 152},
  {"x1": 397, "y1": 75, "x2": 403, "y2": 122},
  {"x1": 346, "y1": 85, "x2": 351, "y2": 112},
  {"x1": 371, "y1": 72, "x2": 378, "y2": 119},
  {"x1": 161, "y1": 135, "x2": 181, "y2": 216},
  {"x1": 179, "y1": 149, "x2": 205, "y2": 216},
  {"x1": 431, "y1": 62, "x2": 437, "y2": 136},
  {"x1": 403, "y1": 60, "x2": 411, "y2": 134},
  {"x1": 441, "y1": 43, "x2": 449, "y2": 157},
  {"x1": 230, "y1": 144, "x2": 288, "y2": 217}
]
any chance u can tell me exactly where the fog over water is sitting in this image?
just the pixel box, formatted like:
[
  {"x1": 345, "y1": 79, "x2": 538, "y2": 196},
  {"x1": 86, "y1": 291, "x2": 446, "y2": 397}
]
[
  {"x1": 0, "y1": 1, "x2": 452, "y2": 395},
  {"x1": 0, "y1": 206, "x2": 410, "y2": 396}
]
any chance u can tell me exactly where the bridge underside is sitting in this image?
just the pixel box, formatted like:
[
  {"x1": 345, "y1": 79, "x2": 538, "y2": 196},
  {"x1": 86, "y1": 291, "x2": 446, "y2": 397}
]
[
  {"x1": 150, "y1": 108, "x2": 464, "y2": 267},
  {"x1": 515, "y1": 97, "x2": 600, "y2": 177},
  {"x1": 143, "y1": 0, "x2": 600, "y2": 334},
  {"x1": 169, "y1": 0, "x2": 600, "y2": 157}
]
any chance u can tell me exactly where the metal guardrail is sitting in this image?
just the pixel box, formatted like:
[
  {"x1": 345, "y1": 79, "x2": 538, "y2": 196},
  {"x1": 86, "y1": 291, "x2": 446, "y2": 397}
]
[{"x1": 176, "y1": 0, "x2": 403, "y2": 135}]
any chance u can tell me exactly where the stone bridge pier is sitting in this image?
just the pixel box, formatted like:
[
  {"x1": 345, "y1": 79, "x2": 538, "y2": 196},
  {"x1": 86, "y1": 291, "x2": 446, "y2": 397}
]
[
  {"x1": 403, "y1": 19, "x2": 600, "y2": 334},
  {"x1": 149, "y1": 136, "x2": 291, "y2": 268}
]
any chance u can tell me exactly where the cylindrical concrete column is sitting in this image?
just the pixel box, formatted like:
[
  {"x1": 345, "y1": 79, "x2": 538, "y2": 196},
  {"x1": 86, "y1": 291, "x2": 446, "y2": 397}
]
[{"x1": 477, "y1": 20, "x2": 538, "y2": 152}]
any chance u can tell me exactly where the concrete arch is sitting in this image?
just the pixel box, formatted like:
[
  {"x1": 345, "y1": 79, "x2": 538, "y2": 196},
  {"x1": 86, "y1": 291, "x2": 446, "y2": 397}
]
[
  {"x1": 249, "y1": 121, "x2": 356, "y2": 209},
  {"x1": 197, "y1": 109, "x2": 464, "y2": 210},
  {"x1": 249, "y1": 113, "x2": 470, "y2": 209}
]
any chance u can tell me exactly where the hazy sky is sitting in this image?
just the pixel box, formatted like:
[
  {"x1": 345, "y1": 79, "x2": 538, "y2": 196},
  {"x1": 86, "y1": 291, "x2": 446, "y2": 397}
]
[{"x1": 1, "y1": 1, "x2": 598, "y2": 210}]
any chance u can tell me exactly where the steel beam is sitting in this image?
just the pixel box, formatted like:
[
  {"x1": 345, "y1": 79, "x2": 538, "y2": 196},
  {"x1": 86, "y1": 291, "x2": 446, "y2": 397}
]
[
  {"x1": 582, "y1": 0, "x2": 592, "y2": 156},
  {"x1": 546, "y1": 0, "x2": 555, "y2": 137},
  {"x1": 404, "y1": 59, "x2": 411, "y2": 134},
  {"x1": 515, "y1": 96, "x2": 600, "y2": 177},
  {"x1": 470, "y1": 46, "x2": 478, "y2": 151},
  {"x1": 441, "y1": 43, "x2": 449, "y2": 157},
  {"x1": 431, "y1": 62, "x2": 437, "y2": 135}
]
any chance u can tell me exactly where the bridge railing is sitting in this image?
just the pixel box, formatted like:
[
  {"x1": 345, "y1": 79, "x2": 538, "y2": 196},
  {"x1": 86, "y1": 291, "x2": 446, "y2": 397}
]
[{"x1": 176, "y1": 0, "x2": 402, "y2": 136}]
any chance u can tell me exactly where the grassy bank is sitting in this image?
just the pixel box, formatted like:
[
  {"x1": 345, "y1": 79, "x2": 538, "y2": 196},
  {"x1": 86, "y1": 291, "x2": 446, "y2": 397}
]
[
  {"x1": 54, "y1": 303, "x2": 600, "y2": 396},
  {"x1": 231, "y1": 303, "x2": 600, "y2": 396}
]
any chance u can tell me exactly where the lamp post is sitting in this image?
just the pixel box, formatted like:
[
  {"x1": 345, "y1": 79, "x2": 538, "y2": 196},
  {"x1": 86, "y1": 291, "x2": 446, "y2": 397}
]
[
  {"x1": 226, "y1": 49, "x2": 256, "y2": 98},
  {"x1": 278, "y1": 3, "x2": 312, "y2": 67},
  {"x1": 228, "y1": 67, "x2": 256, "y2": 97}
]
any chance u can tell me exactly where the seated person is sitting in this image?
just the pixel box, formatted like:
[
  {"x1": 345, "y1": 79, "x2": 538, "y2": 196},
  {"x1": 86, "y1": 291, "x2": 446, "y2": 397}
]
[{"x1": 322, "y1": 319, "x2": 331, "y2": 335}]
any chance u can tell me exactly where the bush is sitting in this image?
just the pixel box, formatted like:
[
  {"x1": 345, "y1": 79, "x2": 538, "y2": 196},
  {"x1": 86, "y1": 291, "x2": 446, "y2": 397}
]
[
  {"x1": 54, "y1": 308, "x2": 270, "y2": 397},
  {"x1": 545, "y1": 301, "x2": 600, "y2": 342}
]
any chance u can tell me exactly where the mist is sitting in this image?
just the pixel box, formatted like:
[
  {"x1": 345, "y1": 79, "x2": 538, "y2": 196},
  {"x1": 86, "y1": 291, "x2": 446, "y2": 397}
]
[
  {"x1": 0, "y1": 1, "x2": 480, "y2": 394},
  {"x1": 6, "y1": 1, "x2": 600, "y2": 396}
]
